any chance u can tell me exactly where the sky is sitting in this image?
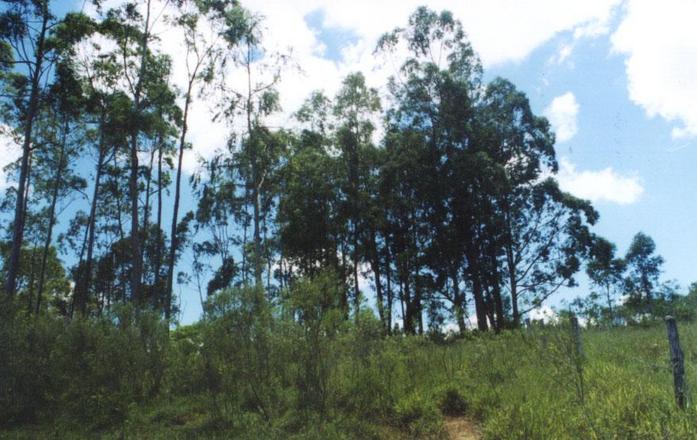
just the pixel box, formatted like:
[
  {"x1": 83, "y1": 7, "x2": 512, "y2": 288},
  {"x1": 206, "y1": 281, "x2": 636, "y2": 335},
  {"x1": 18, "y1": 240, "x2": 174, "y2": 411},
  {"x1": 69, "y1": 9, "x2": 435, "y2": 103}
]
[{"x1": 4, "y1": 0, "x2": 697, "y2": 325}]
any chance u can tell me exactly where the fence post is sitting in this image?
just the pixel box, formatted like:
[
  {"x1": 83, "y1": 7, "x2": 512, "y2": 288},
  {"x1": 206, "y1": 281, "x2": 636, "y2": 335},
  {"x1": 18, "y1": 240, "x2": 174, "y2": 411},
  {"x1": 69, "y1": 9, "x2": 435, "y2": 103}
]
[
  {"x1": 665, "y1": 315, "x2": 686, "y2": 409},
  {"x1": 570, "y1": 315, "x2": 585, "y2": 403},
  {"x1": 570, "y1": 315, "x2": 584, "y2": 358}
]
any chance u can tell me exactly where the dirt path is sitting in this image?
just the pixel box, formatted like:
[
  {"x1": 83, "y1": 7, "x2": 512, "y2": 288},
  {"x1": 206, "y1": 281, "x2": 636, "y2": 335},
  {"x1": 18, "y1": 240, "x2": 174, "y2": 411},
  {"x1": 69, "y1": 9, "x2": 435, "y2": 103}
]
[{"x1": 444, "y1": 416, "x2": 481, "y2": 440}]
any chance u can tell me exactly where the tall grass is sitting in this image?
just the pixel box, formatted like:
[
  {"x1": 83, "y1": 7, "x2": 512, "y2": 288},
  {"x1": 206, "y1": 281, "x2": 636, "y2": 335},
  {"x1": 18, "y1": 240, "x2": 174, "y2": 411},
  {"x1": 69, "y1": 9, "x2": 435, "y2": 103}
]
[{"x1": 3, "y1": 295, "x2": 697, "y2": 438}]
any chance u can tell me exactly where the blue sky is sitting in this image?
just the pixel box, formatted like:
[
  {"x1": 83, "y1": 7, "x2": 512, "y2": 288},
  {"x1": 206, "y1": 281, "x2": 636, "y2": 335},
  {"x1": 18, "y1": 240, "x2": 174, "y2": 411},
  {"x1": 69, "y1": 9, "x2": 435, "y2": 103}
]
[
  {"x1": 4, "y1": 0, "x2": 697, "y2": 324},
  {"x1": 204, "y1": 0, "x2": 696, "y2": 322}
]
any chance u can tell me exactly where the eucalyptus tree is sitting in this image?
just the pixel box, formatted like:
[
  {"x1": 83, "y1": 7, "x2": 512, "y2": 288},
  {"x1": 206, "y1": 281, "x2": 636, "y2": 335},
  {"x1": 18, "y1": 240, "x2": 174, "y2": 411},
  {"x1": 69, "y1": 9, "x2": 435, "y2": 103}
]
[
  {"x1": 0, "y1": 2, "x2": 91, "y2": 296},
  {"x1": 162, "y1": 0, "x2": 234, "y2": 319},
  {"x1": 333, "y1": 72, "x2": 380, "y2": 319},
  {"x1": 473, "y1": 77, "x2": 592, "y2": 329},
  {"x1": 276, "y1": 91, "x2": 347, "y2": 304},
  {"x1": 228, "y1": 13, "x2": 287, "y2": 287},
  {"x1": 98, "y1": 0, "x2": 178, "y2": 304},
  {"x1": 624, "y1": 231, "x2": 664, "y2": 313},
  {"x1": 500, "y1": 178, "x2": 596, "y2": 326},
  {"x1": 194, "y1": 6, "x2": 287, "y2": 292},
  {"x1": 377, "y1": 7, "x2": 483, "y2": 332},
  {"x1": 586, "y1": 236, "x2": 626, "y2": 323},
  {"x1": 31, "y1": 60, "x2": 87, "y2": 314},
  {"x1": 67, "y1": 87, "x2": 133, "y2": 315}
]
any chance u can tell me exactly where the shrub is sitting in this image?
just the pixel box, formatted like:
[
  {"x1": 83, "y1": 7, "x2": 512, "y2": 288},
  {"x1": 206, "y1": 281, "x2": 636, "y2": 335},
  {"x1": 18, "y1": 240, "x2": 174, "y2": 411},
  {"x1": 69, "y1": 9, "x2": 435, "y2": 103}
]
[
  {"x1": 393, "y1": 392, "x2": 444, "y2": 439},
  {"x1": 439, "y1": 387, "x2": 468, "y2": 416}
]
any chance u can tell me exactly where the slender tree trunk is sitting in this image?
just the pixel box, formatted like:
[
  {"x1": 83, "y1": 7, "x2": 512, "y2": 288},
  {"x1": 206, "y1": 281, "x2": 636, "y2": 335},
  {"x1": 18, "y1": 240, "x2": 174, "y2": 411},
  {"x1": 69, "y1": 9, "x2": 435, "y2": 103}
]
[
  {"x1": 22, "y1": 157, "x2": 34, "y2": 310},
  {"x1": 402, "y1": 279, "x2": 416, "y2": 334},
  {"x1": 606, "y1": 284, "x2": 614, "y2": 324},
  {"x1": 488, "y1": 250, "x2": 505, "y2": 332},
  {"x1": 140, "y1": 144, "x2": 155, "y2": 303},
  {"x1": 241, "y1": 202, "x2": 248, "y2": 285},
  {"x1": 252, "y1": 169, "x2": 262, "y2": 285},
  {"x1": 76, "y1": 139, "x2": 106, "y2": 316},
  {"x1": 113, "y1": 154, "x2": 125, "y2": 241},
  {"x1": 369, "y1": 229, "x2": 386, "y2": 332},
  {"x1": 5, "y1": 13, "x2": 48, "y2": 296},
  {"x1": 153, "y1": 140, "x2": 164, "y2": 295},
  {"x1": 244, "y1": 44, "x2": 264, "y2": 287},
  {"x1": 35, "y1": 118, "x2": 69, "y2": 313},
  {"x1": 492, "y1": 283, "x2": 505, "y2": 333},
  {"x1": 468, "y1": 259, "x2": 488, "y2": 331},
  {"x1": 166, "y1": 73, "x2": 196, "y2": 320},
  {"x1": 263, "y1": 212, "x2": 271, "y2": 290},
  {"x1": 452, "y1": 268, "x2": 467, "y2": 334},
  {"x1": 128, "y1": 0, "x2": 152, "y2": 304},
  {"x1": 506, "y1": 246, "x2": 520, "y2": 327},
  {"x1": 384, "y1": 235, "x2": 394, "y2": 334}
]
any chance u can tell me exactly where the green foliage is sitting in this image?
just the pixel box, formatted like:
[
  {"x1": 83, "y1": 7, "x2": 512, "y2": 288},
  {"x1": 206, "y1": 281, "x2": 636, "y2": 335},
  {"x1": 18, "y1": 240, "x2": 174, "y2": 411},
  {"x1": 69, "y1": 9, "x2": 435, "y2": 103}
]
[
  {"x1": 439, "y1": 387, "x2": 468, "y2": 416},
  {"x1": 1, "y1": 3, "x2": 694, "y2": 440},
  {"x1": 6, "y1": 282, "x2": 697, "y2": 439},
  {"x1": 0, "y1": 303, "x2": 168, "y2": 431},
  {"x1": 393, "y1": 392, "x2": 444, "y2": 439}
]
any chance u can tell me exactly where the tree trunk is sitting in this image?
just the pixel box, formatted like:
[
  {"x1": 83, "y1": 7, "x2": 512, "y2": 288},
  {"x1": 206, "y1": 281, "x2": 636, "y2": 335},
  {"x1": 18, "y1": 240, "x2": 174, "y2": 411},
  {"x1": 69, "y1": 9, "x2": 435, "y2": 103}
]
[
  {"x1": 165, "y1": 87, "x2": 192, "y2": 321},
  {"x1": 153, "y1": 141, "x2": 164, "y2": 294},
  {"x1": 75, "y1": 137, "x2": 106, "y2": 316},
  {"x1": 452, "y1": 269, "x2": 467, "y2": 334},
  {"x1": 5, "y1": 13, "x2": 48, "y2": 296},
  {"x1": 469, "y1": 265, "x2": 488, "y2": 331},
  {"x1": 128, "y1": 0, "x2": 152, "y2": 304},
  {"x1": 35, "y1": 117, "x2": 69, "y2": 313},
  {"x1": 140, "y1": 142, "x2": 156, "y2": 303},
  {"x1": 384, "y1": 235, "x2": 394, "y2": 334},
  {"x1": 506, "y1": 246, "x2": 520, "y2": 327},
  {"x1": 368, "y1": 229, "x2": 386, "y2": 332}
]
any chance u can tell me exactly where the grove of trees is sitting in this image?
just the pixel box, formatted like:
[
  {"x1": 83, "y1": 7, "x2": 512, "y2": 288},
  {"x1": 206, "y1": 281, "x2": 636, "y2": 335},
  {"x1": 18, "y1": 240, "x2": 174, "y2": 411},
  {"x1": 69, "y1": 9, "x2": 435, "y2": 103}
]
[
  {"x1": 0, "y1": 1, "x2": 679, "y2": 334},
  {"x1": 4, "y1": 2, "x2": 697, "y2": 438}
]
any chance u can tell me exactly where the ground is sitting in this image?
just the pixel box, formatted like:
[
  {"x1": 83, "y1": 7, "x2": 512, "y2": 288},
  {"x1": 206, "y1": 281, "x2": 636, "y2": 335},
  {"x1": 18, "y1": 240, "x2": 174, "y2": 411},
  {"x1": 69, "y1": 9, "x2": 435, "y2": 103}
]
[{"x1": 445, "y1": 416, "x2": 481, "y2": 440}]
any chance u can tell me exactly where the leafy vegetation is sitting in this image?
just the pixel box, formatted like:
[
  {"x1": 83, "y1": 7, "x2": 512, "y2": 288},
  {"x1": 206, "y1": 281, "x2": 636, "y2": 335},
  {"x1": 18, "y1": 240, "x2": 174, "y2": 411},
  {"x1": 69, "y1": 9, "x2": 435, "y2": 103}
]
[
  {"x1": 3, "y1": 281, "x2": 697, "y2": 439},
  {"x1": 1, "y1": 1, "x2": 695, "y2": 438}
]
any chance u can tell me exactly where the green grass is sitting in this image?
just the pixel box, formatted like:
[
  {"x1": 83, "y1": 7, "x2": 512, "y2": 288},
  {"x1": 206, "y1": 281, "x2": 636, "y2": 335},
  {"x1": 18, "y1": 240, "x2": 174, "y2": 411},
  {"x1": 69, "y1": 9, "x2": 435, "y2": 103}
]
[{"x1": 4, "y1": 311, "x2": 697, "y2": 439}]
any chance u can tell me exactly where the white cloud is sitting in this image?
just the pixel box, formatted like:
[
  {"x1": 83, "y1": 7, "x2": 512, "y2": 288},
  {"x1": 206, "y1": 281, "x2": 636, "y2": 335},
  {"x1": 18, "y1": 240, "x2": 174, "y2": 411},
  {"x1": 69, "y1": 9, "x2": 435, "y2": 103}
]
[
  {"x1": 83, "y1": 0, "x2": 622, "y2": 171},
  {"x1": 549, "y1": 9, "x2": 615, "y2": 66},
  {"x1": 0, "y1": 126, "x2": 20, "y2": 190},
  {"x1": 552, "y1": 43, "x2": 574, "y2": 65},
  {"x1": 612, "y1": 0, "x2": 697, "y2": 138},
  {"x1": 545, "y1": 92, "x2": 579, "y2": 142},
  {"x1": 556, "y1": 158, "x2": 644, "y2": 205},
  {"x1": 528, "y1": 305, "x2": 558, "y2": 324},
  {"x1": 307, "y1": 0, "x2": 621, "y2": 66}
]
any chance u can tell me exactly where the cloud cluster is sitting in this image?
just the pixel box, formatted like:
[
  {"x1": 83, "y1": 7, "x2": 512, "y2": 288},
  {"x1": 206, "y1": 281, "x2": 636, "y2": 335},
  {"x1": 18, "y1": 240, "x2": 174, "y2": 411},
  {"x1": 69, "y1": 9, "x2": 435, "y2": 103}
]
[
  {"x1": 556, "y1": 158, "x2": 644, "y2": 205},
  {"x1": 0, "y1": 126, "x2": 20, "y2": 190},
  {"x1": 612, "y1": 0, "x2": 697, "y2": 139},
  {"x1": 165, "y1": 0, "x2": 622, "y2": 169},
  {"x1": 545, "y1": 92, "x2": 579, "y2": 142},
  {"x1": 2, "y1": 0, "x2": 660, "y2": 205}
]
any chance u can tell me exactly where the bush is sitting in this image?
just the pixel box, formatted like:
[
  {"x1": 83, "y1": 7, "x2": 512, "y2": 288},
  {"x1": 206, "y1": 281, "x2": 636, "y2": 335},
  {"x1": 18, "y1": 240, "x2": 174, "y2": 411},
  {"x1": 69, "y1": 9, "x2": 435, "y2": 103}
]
[
  {"x1": 439, "y1": 387, "x2": 468, "y2": 416},
  {"x1": 393, "y1": 392, "x2": 444, "y2": 439}
]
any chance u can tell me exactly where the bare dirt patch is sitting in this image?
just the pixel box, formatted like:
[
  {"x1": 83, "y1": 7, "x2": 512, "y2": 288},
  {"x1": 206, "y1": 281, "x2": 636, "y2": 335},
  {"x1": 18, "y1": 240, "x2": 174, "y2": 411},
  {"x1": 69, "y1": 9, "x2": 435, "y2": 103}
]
[{"x1": 444, "y1": 416, "x2": 481, "y2": 440}]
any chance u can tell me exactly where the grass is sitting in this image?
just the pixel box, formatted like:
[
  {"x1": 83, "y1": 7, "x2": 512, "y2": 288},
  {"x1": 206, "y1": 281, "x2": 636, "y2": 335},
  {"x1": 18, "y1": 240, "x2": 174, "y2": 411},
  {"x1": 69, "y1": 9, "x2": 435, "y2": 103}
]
[{"x1": 4, "y1": 316, "x2": 697, "y2": 439}]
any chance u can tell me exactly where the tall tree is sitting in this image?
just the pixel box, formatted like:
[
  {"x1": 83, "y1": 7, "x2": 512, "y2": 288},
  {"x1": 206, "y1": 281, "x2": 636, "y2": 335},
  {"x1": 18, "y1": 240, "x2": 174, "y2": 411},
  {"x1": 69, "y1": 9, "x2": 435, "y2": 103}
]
[
  {"x1": 586, "y1": 236, "x2": 626, "y2": 323},
  {"x1": 624, "y1": 231, "x2": 664, "y2": 313},
  {"x1": 377, "y1": 7, "x2": 483, "y2": 332},
  {"x1": 0, "y1": 2, "x2": 89, "y2": 295},
  {"x1": 333, "y1": 72, "x2": 380, "y2": 319},
  {"x1": 31, "y1": 61, "x2": 87, "y2": 313},
  {"x1": 163, "y1": 0, "x2": 236, "y2": 320},
  {"x1": 99, "y1": 0, "x2": 177, "y2": 305}
]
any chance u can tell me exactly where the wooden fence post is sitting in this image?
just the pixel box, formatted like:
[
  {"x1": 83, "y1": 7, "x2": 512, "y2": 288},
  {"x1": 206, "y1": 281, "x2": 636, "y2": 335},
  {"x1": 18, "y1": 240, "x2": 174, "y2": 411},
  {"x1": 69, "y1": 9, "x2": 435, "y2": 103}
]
[
  {"x1": 570, "y1": 315, "x2": 585, "y2": 403},
  {"x1": 570, "y1": 315, "x2": 584, "y2": 358},
  {"x1": 665, "y1": 315, "x2": 686, "y2": 409}
]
